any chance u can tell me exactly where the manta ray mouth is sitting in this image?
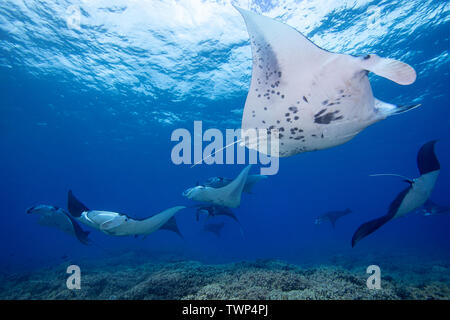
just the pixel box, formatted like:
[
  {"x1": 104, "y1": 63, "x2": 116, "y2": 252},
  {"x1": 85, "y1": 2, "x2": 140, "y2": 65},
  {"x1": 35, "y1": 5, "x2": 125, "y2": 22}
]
[{"x1": 26, "y1": 206, "x2": 36, "y2": 214}]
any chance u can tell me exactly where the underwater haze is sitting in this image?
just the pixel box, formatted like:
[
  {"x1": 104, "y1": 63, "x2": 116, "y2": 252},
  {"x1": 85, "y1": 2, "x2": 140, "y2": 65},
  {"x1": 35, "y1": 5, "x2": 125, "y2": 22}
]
[{"x1": 0, "y1": 0, "x2": 450, "y2": 300}]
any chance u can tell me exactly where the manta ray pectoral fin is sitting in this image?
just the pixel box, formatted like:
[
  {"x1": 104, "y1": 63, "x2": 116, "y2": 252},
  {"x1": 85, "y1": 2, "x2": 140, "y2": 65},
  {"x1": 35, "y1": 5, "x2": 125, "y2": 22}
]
[
  {"x1": 64, "y1": 212, "x2": 91, "y2": 245},
  {"x1": 374, "y1": 98, "x2": 421, "y2": 117},
  {"x1": 351, "y1": 215, "x2": 391, "y2": 247},
  {"x1": 216, "y1": 165, "x2": 252, "y2": 208},
  {"x1": 352, "y1": 187, "x2": 410, "y2": 247},
  {"x1": 159, "y1": 216, "x2": 183, "y2": 238},
  {"x1": 235, "y1": 7, "x2": 332, "y2": 151},
  {"x1": 67, "y1": 190, "x2": 90, "y2": 218},
  {"x1": 417, "y1": 140, "x2": 440, "y2": 175},
  {"x1": 359, "y1": 54, "x2": 416, "y2": 85}
]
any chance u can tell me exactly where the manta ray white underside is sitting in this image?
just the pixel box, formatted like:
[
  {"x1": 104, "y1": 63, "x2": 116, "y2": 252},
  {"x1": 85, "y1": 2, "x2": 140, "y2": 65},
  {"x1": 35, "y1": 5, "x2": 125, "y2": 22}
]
[{"x1": 235, "y1": 7, "x2": 418, "y2": 157}]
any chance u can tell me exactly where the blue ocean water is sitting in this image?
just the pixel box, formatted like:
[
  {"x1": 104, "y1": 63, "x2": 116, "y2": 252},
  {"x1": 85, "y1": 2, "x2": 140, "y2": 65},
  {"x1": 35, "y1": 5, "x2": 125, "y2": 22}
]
[{"x1": 0, "y1": 0, "x2": 449, "y2": 297}]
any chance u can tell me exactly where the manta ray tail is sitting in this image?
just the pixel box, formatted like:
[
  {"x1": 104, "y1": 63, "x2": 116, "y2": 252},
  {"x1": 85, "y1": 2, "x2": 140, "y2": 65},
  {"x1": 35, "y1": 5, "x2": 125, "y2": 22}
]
[
  {"x1": 374, "y1": 98, "x2": 421, "y2": 117},
  {"x1": 160, "y1": 216, "x2": 183, "y2": 238},
  {"x1": 67, "y1": 190, "x2": 89, "y2": 218}
]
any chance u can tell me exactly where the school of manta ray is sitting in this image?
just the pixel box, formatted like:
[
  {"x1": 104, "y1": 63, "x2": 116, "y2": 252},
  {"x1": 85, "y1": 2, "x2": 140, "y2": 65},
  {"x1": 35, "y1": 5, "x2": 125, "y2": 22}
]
[{"x1": 27, "y1": 7, "x2": 447, "y2": 249}]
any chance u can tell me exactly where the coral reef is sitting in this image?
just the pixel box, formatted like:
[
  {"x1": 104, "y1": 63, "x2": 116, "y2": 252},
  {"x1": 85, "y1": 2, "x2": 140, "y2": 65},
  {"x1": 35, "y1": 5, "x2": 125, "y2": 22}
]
[{"x1": 0, "y1": 253, "x2": 449, "y2": 300}]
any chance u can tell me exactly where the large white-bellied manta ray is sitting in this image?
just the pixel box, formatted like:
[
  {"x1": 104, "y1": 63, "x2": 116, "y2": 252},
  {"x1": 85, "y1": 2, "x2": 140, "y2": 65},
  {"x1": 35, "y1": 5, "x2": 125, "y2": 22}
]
[
  {"x1": 352, "y1": 141, "x2": 440, "y2": 247},
  {"x1": 67, "y1": 191, "x2": 185, "y2": 238},
  {"x1": 235, "y1": 7, "x2": 419, "y2": 157}
]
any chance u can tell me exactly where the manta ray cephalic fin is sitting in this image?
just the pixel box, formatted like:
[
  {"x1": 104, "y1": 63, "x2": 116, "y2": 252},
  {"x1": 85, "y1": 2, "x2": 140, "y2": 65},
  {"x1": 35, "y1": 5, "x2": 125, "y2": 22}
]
[{"x1": 358, "y1": 54, "x2": 416, "y2": 85}]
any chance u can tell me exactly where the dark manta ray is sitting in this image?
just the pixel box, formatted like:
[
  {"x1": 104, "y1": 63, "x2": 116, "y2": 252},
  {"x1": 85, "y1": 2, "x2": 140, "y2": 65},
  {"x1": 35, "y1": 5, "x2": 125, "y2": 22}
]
[
  {"x1": 203, "y1": 222, "x2": 225, "y2": 238},
  {"x1": 27, "y1": 205, "x2": 90, "y2": 245},
  {"x1": 194, "y1": 204, "x2": 244, "y2": 237},
  {"x1": 194, "y1": 205, "x2": 239, "y2": 223},
  {"x1": 352, "y1": 140, "x2": 440, "y2": 247},
  {"x1": 201, "y1": 174, "x2": 267, "y2": 194},
  {"x1": 67, "y1": 191, "x2": 185, "y2": 238},
  {"x1": 315, "y1": 209, "x2": 352, "y2": 228},
  {"x1": 421, "y1": 199, "x2": 450, "y2": 216}
]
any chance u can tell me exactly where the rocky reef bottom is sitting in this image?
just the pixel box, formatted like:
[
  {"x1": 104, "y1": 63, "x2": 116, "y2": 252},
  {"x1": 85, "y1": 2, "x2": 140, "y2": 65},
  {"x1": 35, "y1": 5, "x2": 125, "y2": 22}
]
[{"x1": 1, "y1": 252, "x2": 449, "y2": 300}]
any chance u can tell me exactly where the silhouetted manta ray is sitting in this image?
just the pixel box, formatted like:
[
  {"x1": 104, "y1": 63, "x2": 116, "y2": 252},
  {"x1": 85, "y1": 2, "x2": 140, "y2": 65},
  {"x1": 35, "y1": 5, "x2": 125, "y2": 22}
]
[
  {"x1": 27, "y1": 205, "x2": 90, "y2": 245},
  {"x1": 194, "y1": 204, "x2": 239, "y2": 223},
  {"x1": 67, "y1": 191, "x2": 185, "y2": 238},
  {"x1": 194, "y1": 204, "x2": 245, "y2": 237},
  {"x1": 235, "y1": 7, "x2": 419, "y2": 157},
  {"x1": 315, "y1": 209, "x2": 352, "y2": 228},
  {"x1": 183, "y1": 165, "x2": 252, "y2": 208},
  {"x1": 421, "y1": 199, "x2": 450, "y2": 216},
  {"x1": 203, "y1": 222, "x2": 225, "y2": 238},
  {"x1": 201, "y1": 174, "x2": 267, "y2": 194},
  {"x1": 352, "y1": 141, "x2": 440, "y2": 247}
]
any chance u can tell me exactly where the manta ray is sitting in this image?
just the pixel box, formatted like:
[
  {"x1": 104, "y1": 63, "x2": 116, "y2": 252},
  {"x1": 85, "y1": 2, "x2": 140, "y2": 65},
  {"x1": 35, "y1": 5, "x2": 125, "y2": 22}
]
[
  {"x1": 352, "y1": 141, "x2": 440, "y2": 247},
  {"x1": 235, "y1": 7, "x2": 419, "y2": 157},
  {"x1": 194, "y1": 204, "x2": 245, "y2": 237},
  {"x1": 315, "y1": 208, "x2": 352, "y2": 228},
  {"x1": 194, "y1": 204, "x2": 240, "y2": 223},
  {"x1": 183, "y1": 165, "x2": 252, "y2": 208},
  {"x1": 67, "y1": 191, "x2": 185, "y2": 237},
  {"x1": 203, "y1": 222, "x2": 225, "y2": 238},
  {"x1": 201, "y1": 174, "x2": 267, "y2": 194},
  {"x1": 420, "y1": 199, "x2": 450, "y2": 216},
  {"x1": 27, "y1": 205, "x2": 90, "y2": 245}
]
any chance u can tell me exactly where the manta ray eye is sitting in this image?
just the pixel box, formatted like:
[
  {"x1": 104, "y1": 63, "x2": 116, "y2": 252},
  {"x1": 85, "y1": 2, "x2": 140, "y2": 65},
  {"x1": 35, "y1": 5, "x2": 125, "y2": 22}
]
[{"x1": 363, "y1": 54, "x2": 371, "y2": 60}]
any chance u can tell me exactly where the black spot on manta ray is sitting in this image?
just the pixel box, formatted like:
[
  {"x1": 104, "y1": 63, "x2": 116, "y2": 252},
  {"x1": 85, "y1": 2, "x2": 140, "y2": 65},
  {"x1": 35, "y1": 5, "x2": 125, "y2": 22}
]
[
  {"x1": 314, "y1": 110, "x2": 343, "y2": 124},
  {"x1": 314, "y1": 109, "x2": 327, "y2": 117},
  {"x1": 303, "y1": 96, "x2": 308, "y2": 103}
]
